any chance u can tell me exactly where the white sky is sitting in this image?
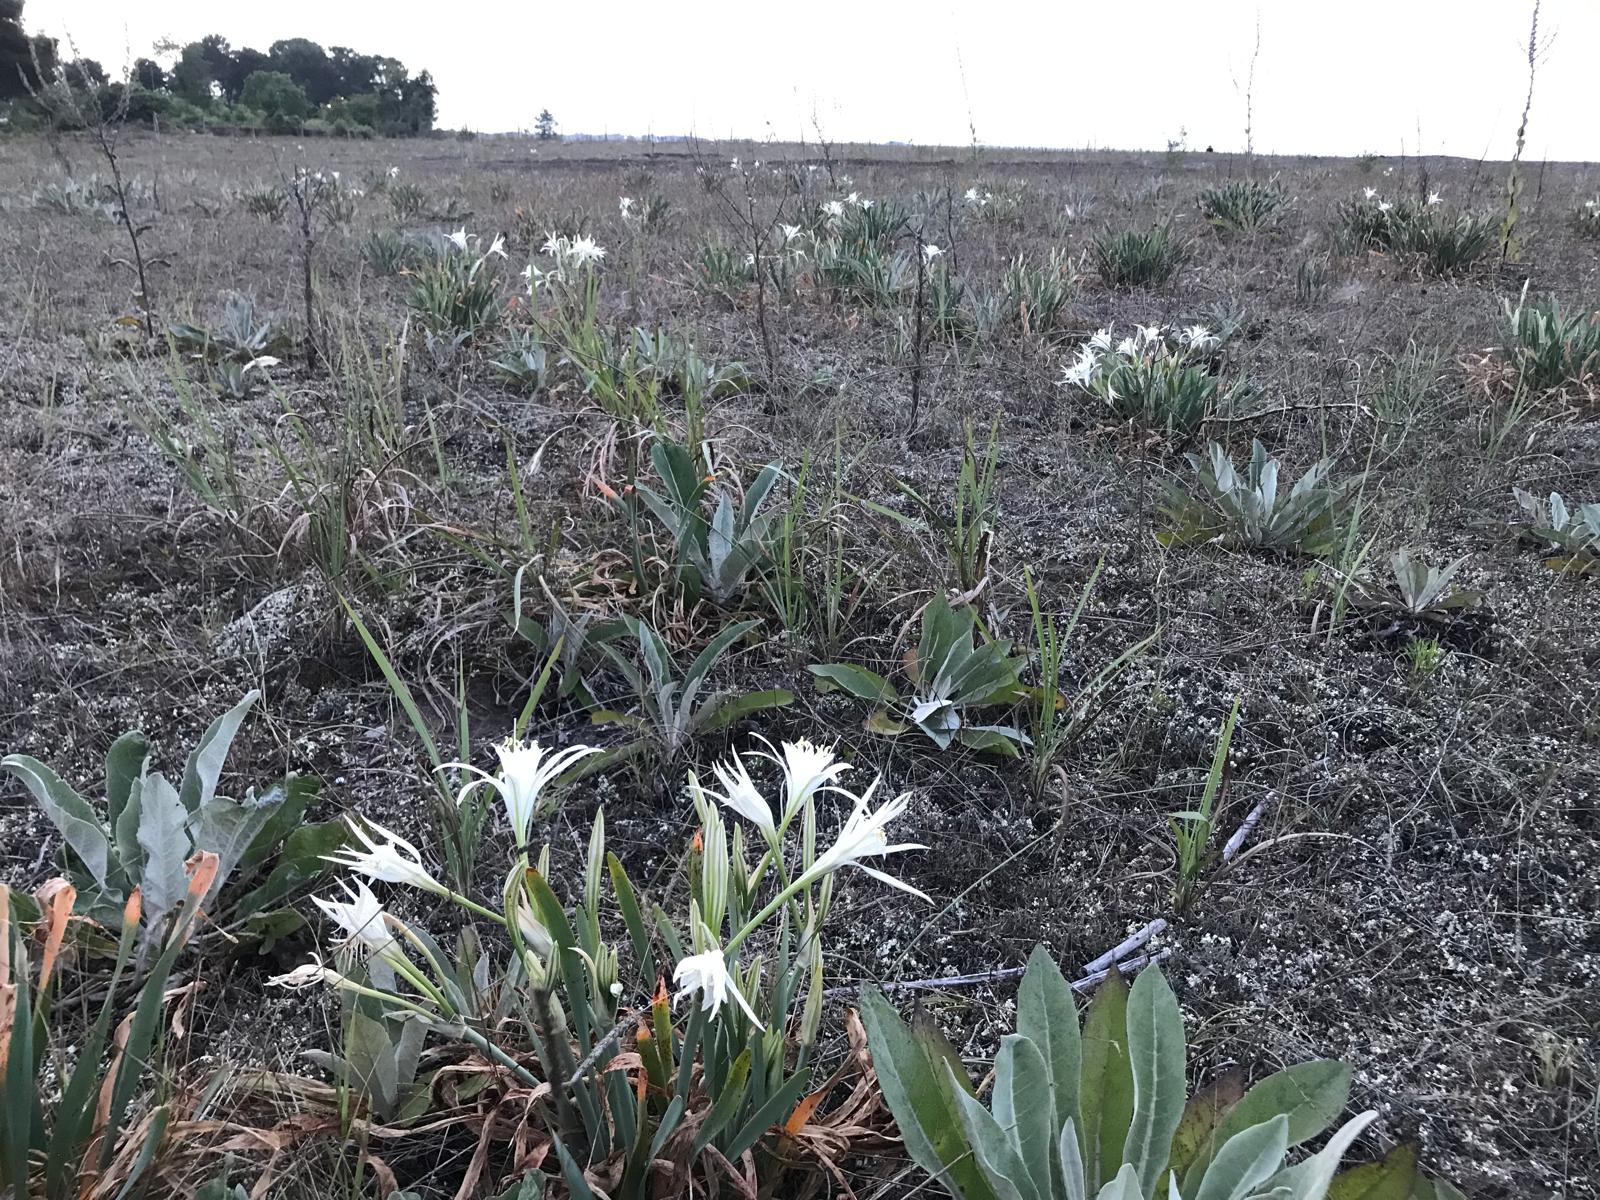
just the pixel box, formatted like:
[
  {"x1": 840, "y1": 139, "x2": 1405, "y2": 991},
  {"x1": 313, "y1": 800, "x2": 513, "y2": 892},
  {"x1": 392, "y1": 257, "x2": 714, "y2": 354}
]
[{"x1": 33, "y1": 0, "x2": 1600, "y2": 160}]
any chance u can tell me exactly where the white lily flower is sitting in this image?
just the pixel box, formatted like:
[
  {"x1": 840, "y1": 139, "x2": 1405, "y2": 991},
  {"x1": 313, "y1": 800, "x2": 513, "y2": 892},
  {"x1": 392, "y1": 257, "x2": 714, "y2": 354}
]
[
  {"x1": 487, "y1": 233, "x2": 507, "y2": 259},
  {"x1": 619, "y1": 196, "x2": 633, "y2": 215},
  {"x1": 324, "y1": 817, "x2": 447, "y2": 895},
  {"x1": 922, "y1": 243, "x2": 943, "y2": 262},
  {"x1": 1182, "y1": 324, "x2": 1216, "y2": 350},
  {"x1": 1089, "y1": 327, "x2": 1114, "y2": 351},
  {"x1": 964, "y1": 187, "x2": 980, "y2": 203},
  {"x1": 1362, "y1": 187, "x2": 1377, "y2": 200},
  {"x1": 1060, "y1": 345, "x2": 1099, "y2": 388},
  {"x1": 822, "y1": 200, "x2": 844, "y2": 219},
  {"x1": 1427, "y1": 191, "x2": 1442, "y2": 205},
  {"x1": 388, "y1": 165, "x2": 400, "y2": 178},
  {"x1": 758, "y1": 737, "x2": 851, "y2": 819},
  {"x1": 1116, "y1": 336, "x2": 1139, "y2": 356},
  {"x1": 673, "y1": 942, "x2": 762, "y2": 1027},
  {"x1": 449, "y1": 738, "x2": 602, "y2": 848},
  {"x1": 448, "y1": 227, "x2": 470, "y2": 252},
  {"x1": 1377, "y1": 200, "x2": 1393, "y2": 213},
  {"x1": 779, "y1": 223, "x2": 803, "y2": 242},
  {"x1": 845, "y1": 191, "x2": 861, "y2": 205},
  {"x1": 312, "y1": 880, "x2": 406, "y2": 966},
  {"x1": 569, "y1": 235, "x2": 606, "y2": 266},
  {"x1": 1135, "y1": 323, "x2": 1164, "y2": 346},
  {"x1": 706, "y1": 750, "x2": 775, "y2": 840},
  {"x1": 541, "y1": 231, "x2": 562, "y2": 256},
  {"x1": 800, "y1": 779, "x2": 929, "y2": 901}
]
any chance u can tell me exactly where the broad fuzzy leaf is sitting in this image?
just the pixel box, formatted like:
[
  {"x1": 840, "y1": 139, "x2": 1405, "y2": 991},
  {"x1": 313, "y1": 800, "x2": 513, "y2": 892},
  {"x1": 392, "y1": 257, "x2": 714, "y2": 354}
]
[
  {"x1": 1079, "y1": 970, "x2": 1134, "y2": 1192},
  {"x1": 1124, "y1": 966, "x2": 1187, "y2": 1197}
]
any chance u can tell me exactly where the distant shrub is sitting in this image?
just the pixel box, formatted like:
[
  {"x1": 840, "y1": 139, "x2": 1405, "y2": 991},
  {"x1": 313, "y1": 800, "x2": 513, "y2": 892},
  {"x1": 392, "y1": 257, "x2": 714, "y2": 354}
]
[
  {"x1": 1501, "y1": 291, "x2": 1600, "y2": 397},
  {"x1": 1296, "y1": 253, "x2": 1330, "y2": 302},
  {"x1": 1061, "y1": 322, "x2": 1250, "y2": 436},
  {"x1": 1571, "y1": 197, "x2": 1600, "y2": 240},
  {"x1": 1335, "y1": 192, "x2": 1494, "y2": 275},
  {"x1": 1001, "y1": 248, "x2": 1074, "y2": 334},
  {"x1": 1199, "y1": 177, "x2": 1290, "y2": 233},
  {"x1": 406, "y1": 228, "x2": 506, "y2": 341},
  {"x1": 239, "y1": 184, "x2": 288, "y2": 222},
  {"x1": 1159, "y1": 439, "x2": 1361, "y2": 555},
  {"x1": 1092, "y1": 223, "x2": 1188, "y2": 287},
  {"x1": 359, "y1": 229, "x2": 418, "y2": 276},
  {"x1": 388, "y1": 181, "x2": 428, "y2": 220}
]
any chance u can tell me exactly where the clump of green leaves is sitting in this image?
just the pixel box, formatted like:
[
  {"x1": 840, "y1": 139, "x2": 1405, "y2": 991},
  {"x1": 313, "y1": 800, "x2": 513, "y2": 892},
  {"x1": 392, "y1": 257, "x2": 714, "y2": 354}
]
[
  {"x1": 406, "y1": 228, "x2": 506, "y2": 342},
  {"x1": 1092, "y1": 223, "x2": 1188, "y2": 287},
  {"x1": 889, "y1": 421, "x2": 999, "y2": 594},
  {"x1": 491, "y1": 327, "x2": 549, "y2": 392},
  {"x1": 1344, "y1": 549, "x2": 1479, "y2": 621},
  {"x1": 1572, "y1": 197, "x2": 1600, "y2": 239},
  {"x1": 1513, "y1": 488, "x2": 1600, "y2": 573},
  {"x1": 1002, "y1": 249, "x2": 1075, "y2": 335},
  {"x1": 1060, "y1": 323, "x2": 1249, "y2": 436},
  {"x1": 239, "y1": 183, "x2": 289, "y2": 222},
  {"x1": 387, "y1": 180, "x2": 428, "y2": 219},
  {"x1": 695, "y1": 241, "x2": 754, "y2": 294},
  {"x1": 359, "y1": 228, "x2": 421, "y2": 276},
  {"x1": 861, "y1": 947, "x2": 1458, "y2": 1200},
  {"x1": 3, "y1": 858, "x2": 216, "y2": 1200},
  {"x1": 632, "y1": 438, "x2": 783, "y2": 606},
  {"x1": 1025, "y1": 563, "x2": 1153, "y2": 803},
  {"x1": 1335, "y1": 193, "x2": 1494, "y2": 275},
  {"x1": 1500, "y1": 290, "x2": 1600, "y2": 397},
  {"x1": 1199, "y1": 177, "x2": 1290, "y2": 233},
  {"x1": 811, "y1": 594, "x2": 1029, "y2": 755},
  {"x1": 1159, "y1": 440, "x2": 1359, "y2": 556},
  {"x1": 1, "y1": 692, "x2": 342, "y2": 945},
  {"x1": 594, "y1": 618, "x2": 793, "y2": 765},
  {"x1": 1296, "y1": 254, "x2": 1330, "y2": 302}
]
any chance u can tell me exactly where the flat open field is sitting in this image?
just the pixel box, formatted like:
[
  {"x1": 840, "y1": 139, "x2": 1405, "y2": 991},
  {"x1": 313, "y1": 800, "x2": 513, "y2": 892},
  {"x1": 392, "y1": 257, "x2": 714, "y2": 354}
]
[{"x1": 0, "y1": 131, "x2": 1596, "y2": 1199}]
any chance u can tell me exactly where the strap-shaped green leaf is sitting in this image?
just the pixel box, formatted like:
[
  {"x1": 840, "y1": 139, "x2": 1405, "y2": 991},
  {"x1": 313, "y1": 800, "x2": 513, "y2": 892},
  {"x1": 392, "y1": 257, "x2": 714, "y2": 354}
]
[
  {"x1": 1019, "y1": 945, "x2": 1083, "y2": 1197},
  {"x1": 1194, "y1": 1115, "x2": 1289, "y2": 1200},
  {"x1": 1124, "y1": 966, "x2": 1187, "y2": 1197},
  {"x1": 2, "y1": 754, "x2": 112, "y2": 889},
  {"x1": 1079, "y1": 971, "x2": 1133, "y2": 1192},
  {"x1": 859, "y1": 986, "x2": 998, "y2": 1200},
  {"x1": 994, "y1": 1035, "x2": 1055, "y2": 1200}
]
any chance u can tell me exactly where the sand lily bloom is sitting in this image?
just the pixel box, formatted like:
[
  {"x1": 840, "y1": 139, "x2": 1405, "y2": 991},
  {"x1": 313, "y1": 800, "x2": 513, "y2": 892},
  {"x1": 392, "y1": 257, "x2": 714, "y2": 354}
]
[
  {"x1": 1181, "y1": 324, "x2": 1217, "y2": 351},
  {"x1": 568, "y1": 234, "x2": 606, "y2": 267},
  {"x1": 758, "y1": 737, "x2": 851, "y2": 819},
  {"x1": 514, "y1": 895, "x2": 554, "y2": 958},
  {"x1": 1427, "y1": 191, "x2": 1443, "y2": 205},
  {"x1": 312, "y1": 880, "x2": 406, "y2": 967},
  {"x1": 487, "y1": 233, "x2": 507, "y2": 259},
  {"x1": 449, "y1": 738, "x2": 602, "y2": 849},
  {"x1": 1377, "y1": 200, "x2": 1393, "y2": 213},
  {"x1": 922, "y1": 243, "x2": 943, "y2": 263},
  {"x1": 619, "y1": 196, "x2": 633, "y2": 217},
  {"x1": 448, "y1": 227, "x2": 470, "y2": 252},
  {"x1": 779, "y1": 223, "x2": 803, "y2": 243},
  {"x1": 324, "y1": 817, "x2": 447, "y2": 895},
  {"x1": 1060, "y1": 344, "x2": 1100, "y2": 389},
  {"x1": 1089, "y1": 327, "x2": 1114, "y2": 352},
  {"x1": 799, "y1": 779, "x2": 929, "y2": 900},
  {"x1": 706, "y1": 750, "x2": 776, "y2": 841},
  {"x1": 673, "y1": 938, "x2": 762, "y2": 1026},
  {"x1": 1362, "y1": 187, "x2": 1378, "y2": 200}
]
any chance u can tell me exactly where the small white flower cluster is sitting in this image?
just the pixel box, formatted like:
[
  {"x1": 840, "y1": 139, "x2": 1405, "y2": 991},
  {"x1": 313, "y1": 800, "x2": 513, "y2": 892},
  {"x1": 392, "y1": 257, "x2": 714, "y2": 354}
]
[
  {"x1": 1059, "y1": 322, "x2": 1218, "y2": 390},
  {"x1": 525, "y1": 230, "x2": 606, "y2": 288},
  {"x1": 964, "y1": 186, "x2": 992, "y2": 208}
]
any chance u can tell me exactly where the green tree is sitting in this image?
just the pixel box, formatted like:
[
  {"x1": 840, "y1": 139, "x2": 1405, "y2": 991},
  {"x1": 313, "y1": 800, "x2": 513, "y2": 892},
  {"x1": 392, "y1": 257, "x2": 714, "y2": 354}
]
[
  {"x1": 241, "y1": 69, "x2": 309, "y2": 131},
  {"x1": 535, "y1": 108, "x2": 558, "y2": 140},
  {"x1": 132, "y1": 57, "x2": 165, "y2": 91},
  {"x1": 0, "y1": 0, "x2": 55, "y2": 100},
  {"x1": 170, "y1": 42, "x2": 215, "y2": 104},
  {"x1": 268, "y1": 37, "x2": 338, "y2": 104}
]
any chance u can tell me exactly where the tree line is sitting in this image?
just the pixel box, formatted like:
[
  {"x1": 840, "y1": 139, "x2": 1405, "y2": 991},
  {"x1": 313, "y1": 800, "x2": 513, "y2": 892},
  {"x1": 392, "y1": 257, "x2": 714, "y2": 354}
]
[{"x1": 1, "y1": 1, "x2": 436, "y2": 135}]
